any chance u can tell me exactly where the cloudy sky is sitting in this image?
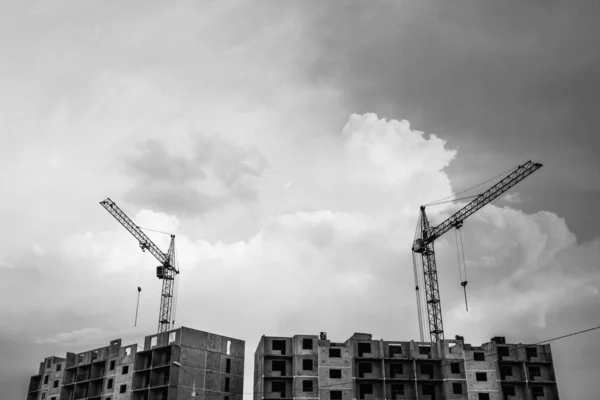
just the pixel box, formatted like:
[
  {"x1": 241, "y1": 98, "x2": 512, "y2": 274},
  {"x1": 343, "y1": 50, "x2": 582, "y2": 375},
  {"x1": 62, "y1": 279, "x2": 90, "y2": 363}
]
[{"x1": 1, "y1": 0, "x2": 599, "y2": 398}]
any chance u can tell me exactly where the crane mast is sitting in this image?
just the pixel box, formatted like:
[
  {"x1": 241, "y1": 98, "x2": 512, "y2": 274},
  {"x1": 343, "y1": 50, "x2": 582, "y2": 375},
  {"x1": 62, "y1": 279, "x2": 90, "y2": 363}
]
[
  {"x1": 412, "y1": 161, "x2": 543, "y2": 342},
  {"x1": 100, "y1": 198, "x2": 179, "y2": 333}
]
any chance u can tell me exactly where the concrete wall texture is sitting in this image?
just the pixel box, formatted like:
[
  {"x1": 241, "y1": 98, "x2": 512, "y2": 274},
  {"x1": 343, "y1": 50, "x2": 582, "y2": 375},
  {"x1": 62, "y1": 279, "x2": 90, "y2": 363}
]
[
  {"x1": 254, "y1": 333, "x2": 560, "y2": 400},
  {"x1": 25, "y1": 327, "x2": 244, "y2": 400}
]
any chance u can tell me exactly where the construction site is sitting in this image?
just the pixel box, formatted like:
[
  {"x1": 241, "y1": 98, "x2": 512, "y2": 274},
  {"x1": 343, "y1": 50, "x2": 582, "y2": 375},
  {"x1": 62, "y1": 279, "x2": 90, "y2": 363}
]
[
  {"x1": 25, "y1": 161, "x2": 562, "y2": 400},
  {"x1": 254, "y1": 333, "x2": 559, "y2": 400}
]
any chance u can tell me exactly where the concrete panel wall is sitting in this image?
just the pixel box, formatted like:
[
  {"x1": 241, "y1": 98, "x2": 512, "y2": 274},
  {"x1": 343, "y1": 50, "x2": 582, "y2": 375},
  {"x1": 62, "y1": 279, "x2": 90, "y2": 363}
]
[
  {"x1": 318, "y1": 344, "x2": 352, "y2": 367},
  {"x1": 293, "y1": 335, "x2": 319, "y2": 357},
  {"x1": 205, "y1": 370, "x2": 222, "y2": 392},
  {"x1": 114, "y1": 345, "x2": 135, "y2": 400},
  {"x1": 293, "y1": 356, "x2": 318, "y2": 377},
  {"x1": 317, "y1": 365, "x2": 352, "y2": 389},
  {"x1": 44, "y1": 360, "x2": 64, "y2": 398},
  {"x1": 207, "y1": 333, "x2": 223, "y2": 353},
  {"x1": 207, "y1": 351, "x2": 222, "y2": 371},
  {"x1": 227, "y1": 355, "x2": 244, "y2": 376},
  {"x1": 443, "y1": 380, "x2": 468, "y2": 399},
  {"x1": 292, "y1": 376, "x2": 318, "y2": 398},
  {"x1": 181, "y1": 327, "x2": 208, "y2": 350}
]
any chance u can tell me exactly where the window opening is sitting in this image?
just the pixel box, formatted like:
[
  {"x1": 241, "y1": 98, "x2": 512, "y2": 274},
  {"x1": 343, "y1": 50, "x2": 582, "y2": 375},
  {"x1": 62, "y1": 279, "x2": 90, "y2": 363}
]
[
  {"x1": 389, "y1": 345, "x2": 402, "y2": 358},
  {"x1": 390, "y1": 363, "x2": 403, "y2": 378},
  {"x1": 358, "y1": 362, "x2": 372, "y2": 378},
  {"x1": 474, "y1": 352, "x2": 485, "y2": 361},
  {"x1": 56, "y1": 364, "x2": 62, "y2": 372},
  {"x1": 359, "y1": 383, "x2": 373, "y2": 400},
  {"x1": 119, "y1": 384, "x2": 126, "y2": 394},
  {"x1": 357, "y1": 342, "x2": 371, "y2": 357},
  {"x1": 452, "y1": 382, "x2": 463, "y2": 394},
  {"x1": 227, "y1": 340, "x2": 232, "y2": 355},
  {"x1": 418, "y1": 346, "x2": 431, "y2": 355},
  {"x1": 529, "y1": 366, "x2": 541, "y2": 378},
  {"x1": 303, "y1": 338, "x2": 313, "y2": 350},
  {"x1": 478, "y1": 394, "x2": 490, "y2": 400},
  {"x1": 476, "y1": 372, "x2": 487, "y2": 381},
  {"x1": 330, "y1": 391, "x2": 342, "y2": 400},
  {"x1": 272, "y1": 360, "x2": 286, "y2": 376},
  {"x1": 526, "y1": 347, "x2": 538, "y2": 360},
  {"x1": 450, "y1": 362, "x2": 460, "y2": 374},
  {"x1": 122, "y1": 365, "x2": 129, "y2": 375},
  {"x1": 303, "y1": 359, "x2": 313, "y2": 371},
  {"x1": 390, "y1": 383, "x2": 404, "y2": 399},
  {"x1": 109, "y1": 360, "x2": 115, "y2": 371},
  {"x1": 329, "y1": 348, "x2": 341, "y2": 358},
  {"x1": 303, "y1": 380, "x2": 313, "y2": 392},
  {"x1": 498, "y1": 346, "x2": 510, "y2": 358},
  {"x1": 107, "y1": 379, "x2": 113, "y2": 389},
  {"x1": 272, "y1": 340, "x2": 286, "y2": 355},
  {"x1": 500, "y1": 365, "x2": 512, "y2": 379},
  {"x1": 504, "y1": 386, "x2": 516, "y2": 396},
  {"x1": 225, "y1": 377, "x2": 230, "y2": 392},
  {"x1": 329, "y1": 369, "x2": 342, "y2": 379},
  {"x1": 272, "y1": 381, "x2": 285, "y2": 398},
  {"x1": 44, "y1": 375, "x2": 49, "y2": 384},
  {"x1": 420, "y1": 363, "x2": 433, "y2": 378},
  {"x1": 53, "y1": 380, "x2": 58, "y2": 388},
  {"x1": 422, "y1": 384, "x2": 433, "y2": 395},
  {"x1": 226, "y1": 359, "x2": 231, "y2": 373}
]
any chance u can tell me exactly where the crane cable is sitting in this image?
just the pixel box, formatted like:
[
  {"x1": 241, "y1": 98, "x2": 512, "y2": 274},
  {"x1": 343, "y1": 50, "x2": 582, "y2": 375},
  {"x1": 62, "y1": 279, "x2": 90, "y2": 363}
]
[
  {"x1": 134, "y1": 251, "x2": 146, "y2": 327},
  {"x1": 412, "y1": 213, "x2": 426, "y2": 342},
  {"x1": 172, "y1": 248, "x2": 180, "y2": 329},
  {"x1": 424, "y1": 163, "x2": 521, "y2": 207},
  {"x1": 454, "y1": 226, "x2": 469, "y2": 311}
]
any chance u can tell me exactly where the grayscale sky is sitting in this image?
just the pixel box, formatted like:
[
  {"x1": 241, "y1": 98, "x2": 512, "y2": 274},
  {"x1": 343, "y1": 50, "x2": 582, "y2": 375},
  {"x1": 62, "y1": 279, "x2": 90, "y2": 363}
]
[{"x1": 1, "y1": 1, "x2": 598, "y2": 399}]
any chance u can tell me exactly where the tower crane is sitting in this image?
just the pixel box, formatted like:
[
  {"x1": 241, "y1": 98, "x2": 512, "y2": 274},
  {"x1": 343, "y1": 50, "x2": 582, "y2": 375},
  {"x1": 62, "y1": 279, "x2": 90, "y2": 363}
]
[
  {"x1": 100, "y1": 198, "x2": 179, "y2": 334},
  {"x1": 412, "y1": 161, "x2": 542, "y2": 343}
]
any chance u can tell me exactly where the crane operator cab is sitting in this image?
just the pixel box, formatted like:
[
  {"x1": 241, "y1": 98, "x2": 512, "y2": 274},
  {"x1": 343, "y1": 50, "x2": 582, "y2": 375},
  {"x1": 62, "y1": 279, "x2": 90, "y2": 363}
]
[
  {"x1": 156, "y1": 266, "x2": 165, "y2": 279},
  {"x1": 412, "y1": 238, "x2": 426, "y2": 253}
]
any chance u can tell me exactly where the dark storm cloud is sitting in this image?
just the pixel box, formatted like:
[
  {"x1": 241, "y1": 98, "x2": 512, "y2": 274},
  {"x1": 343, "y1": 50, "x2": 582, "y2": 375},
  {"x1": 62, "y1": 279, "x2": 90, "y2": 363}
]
[
  {"x1": 301, "y1": 0, "x2": 600, "y2": 241},
  {"x1": 122, "y1": 134, "x2": 269, "y2": 216}
]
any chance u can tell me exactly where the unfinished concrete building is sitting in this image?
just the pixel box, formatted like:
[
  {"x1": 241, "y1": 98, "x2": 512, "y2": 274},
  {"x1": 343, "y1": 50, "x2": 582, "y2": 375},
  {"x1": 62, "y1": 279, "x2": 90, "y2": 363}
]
[
  {"x1": 253, "y1": 333, "x2": 559, "y2": 400},
  {"x1": 26, "y1": 327, "x2": 244, "y2": 400}
]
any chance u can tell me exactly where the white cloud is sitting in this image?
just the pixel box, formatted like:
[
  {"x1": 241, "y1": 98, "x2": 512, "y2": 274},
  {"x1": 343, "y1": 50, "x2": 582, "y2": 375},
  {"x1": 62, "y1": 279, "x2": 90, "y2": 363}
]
[{"x1": 502, "y1": 192, "x2": 524, "y2": 203}]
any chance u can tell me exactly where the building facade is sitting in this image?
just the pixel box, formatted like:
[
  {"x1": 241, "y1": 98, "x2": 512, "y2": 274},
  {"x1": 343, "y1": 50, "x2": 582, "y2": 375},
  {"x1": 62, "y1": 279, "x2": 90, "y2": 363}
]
[
  {"x1": 26, "y1": 327, "x2": 244, "y2": 400},
  {"x1": 253, "y1": 333, "x2": 559, "y2": 400}
]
